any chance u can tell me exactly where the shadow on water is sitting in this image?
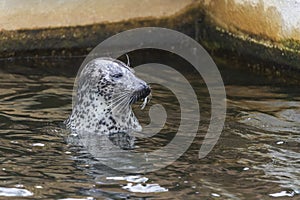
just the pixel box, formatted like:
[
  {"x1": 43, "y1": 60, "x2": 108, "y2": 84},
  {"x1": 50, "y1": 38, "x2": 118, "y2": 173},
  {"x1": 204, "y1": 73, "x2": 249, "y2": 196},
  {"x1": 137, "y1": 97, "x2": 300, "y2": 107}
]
[{"x1": 0, "y1": 50, "x2": 299, "y2": 199}]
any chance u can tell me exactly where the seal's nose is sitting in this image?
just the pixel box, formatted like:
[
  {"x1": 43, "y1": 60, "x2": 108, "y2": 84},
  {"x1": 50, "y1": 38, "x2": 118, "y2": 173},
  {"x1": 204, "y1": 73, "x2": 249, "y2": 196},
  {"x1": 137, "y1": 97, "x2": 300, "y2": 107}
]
[
  {"x1": 141, "y1": 84, "x2": 151, "y2": 99},
  {"x1": 129, "y1": 83, "x2": 151, "y2": 105}
]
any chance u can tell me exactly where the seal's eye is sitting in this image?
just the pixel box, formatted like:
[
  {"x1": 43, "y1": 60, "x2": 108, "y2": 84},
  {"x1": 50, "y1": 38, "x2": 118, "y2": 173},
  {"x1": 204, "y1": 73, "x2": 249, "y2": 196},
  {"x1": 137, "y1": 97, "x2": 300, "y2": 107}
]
[{"x1": 111, "y1": 73, "x2": 123, "y2": 79}]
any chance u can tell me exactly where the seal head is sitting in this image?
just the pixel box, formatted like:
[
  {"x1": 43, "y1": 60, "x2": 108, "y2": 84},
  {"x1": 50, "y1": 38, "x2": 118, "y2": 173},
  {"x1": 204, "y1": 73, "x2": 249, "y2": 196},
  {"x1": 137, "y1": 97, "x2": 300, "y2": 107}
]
[{"x1": 66, "y1": 57, "x2": 150, "y2": 135}]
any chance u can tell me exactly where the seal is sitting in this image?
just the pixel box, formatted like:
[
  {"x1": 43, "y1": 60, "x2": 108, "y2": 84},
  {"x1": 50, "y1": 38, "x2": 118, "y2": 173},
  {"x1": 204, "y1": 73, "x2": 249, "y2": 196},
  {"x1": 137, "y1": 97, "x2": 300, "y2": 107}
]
[{"x1": 65, "y1": 57, "x2": 151, "y2": 135}]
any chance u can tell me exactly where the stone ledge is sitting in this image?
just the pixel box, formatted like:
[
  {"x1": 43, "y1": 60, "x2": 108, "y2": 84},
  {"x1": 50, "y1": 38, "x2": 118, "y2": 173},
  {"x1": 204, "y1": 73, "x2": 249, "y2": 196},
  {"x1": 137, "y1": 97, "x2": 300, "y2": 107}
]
[{"x1": 0, "y1": 1, "x2": 201, "y2": 57}]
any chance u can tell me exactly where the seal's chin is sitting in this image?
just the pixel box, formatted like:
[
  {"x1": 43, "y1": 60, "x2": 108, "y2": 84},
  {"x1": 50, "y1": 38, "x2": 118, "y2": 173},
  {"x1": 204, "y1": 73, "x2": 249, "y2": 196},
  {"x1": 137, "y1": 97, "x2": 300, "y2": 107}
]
[{"x1": 129, "y1": 85, "x2": 151, "y2": 105}]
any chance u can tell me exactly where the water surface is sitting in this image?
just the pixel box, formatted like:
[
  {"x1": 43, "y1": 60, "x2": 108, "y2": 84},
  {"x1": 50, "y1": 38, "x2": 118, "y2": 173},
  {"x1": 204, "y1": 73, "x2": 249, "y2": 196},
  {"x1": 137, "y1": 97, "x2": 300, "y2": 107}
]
[{"x1": 0, "y1": 55, "x2": 299, "y2": 199}]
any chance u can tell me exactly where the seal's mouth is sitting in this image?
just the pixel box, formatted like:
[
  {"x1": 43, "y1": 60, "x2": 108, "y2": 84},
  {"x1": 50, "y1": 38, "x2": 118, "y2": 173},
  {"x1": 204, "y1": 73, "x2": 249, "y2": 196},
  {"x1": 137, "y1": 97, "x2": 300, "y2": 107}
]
[{"x1": 129, "y1": 85, "x2": 151, "y2": 105}]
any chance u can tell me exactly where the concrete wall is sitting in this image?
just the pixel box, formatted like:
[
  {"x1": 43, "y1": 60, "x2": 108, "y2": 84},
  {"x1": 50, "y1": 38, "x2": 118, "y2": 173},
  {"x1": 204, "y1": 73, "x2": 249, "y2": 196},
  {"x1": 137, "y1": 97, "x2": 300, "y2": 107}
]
[
  {"x1": 0, "y1": 0, "x2": 199, "y2": 56},
  {"x1": 198, "y1": 0, "x2": 300, "y2": 72},
  {"x1": 0, "y1": 0, "x2": 193, "y2": 30},
  {"x1": 203, "y1": 0, "x2": 300, "y2": 42},
  {"x1": 0, "y1": 0, "x2": 299, "y2": 74}
]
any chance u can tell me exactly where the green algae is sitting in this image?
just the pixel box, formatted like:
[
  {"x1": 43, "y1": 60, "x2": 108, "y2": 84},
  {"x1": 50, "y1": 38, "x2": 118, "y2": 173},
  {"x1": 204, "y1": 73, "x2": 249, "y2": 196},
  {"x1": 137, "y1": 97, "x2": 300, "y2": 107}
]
[{"x1": 281, "y1": 39, "x2": 300, "y2": 53}]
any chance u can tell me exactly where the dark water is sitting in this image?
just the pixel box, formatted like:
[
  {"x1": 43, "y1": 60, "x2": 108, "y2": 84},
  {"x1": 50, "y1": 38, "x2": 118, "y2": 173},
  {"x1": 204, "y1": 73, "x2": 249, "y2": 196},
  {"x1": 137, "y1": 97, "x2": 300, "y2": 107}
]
[{"x1": 0, "y1": 54, "x2": 299, "y2": 200}]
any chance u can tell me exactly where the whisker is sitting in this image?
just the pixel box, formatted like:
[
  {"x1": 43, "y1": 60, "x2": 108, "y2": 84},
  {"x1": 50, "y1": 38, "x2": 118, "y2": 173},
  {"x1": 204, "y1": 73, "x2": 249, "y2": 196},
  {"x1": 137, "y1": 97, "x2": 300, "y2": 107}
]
[
  {"x1": 107, "y1": 92, "x2": 131, "y2": 107},
  {"x1": 113, "y1": 93, "x2": 132, "y2": 112},
  {"x1": 109, "y1": 93, "x2": 129, "y2": 104},
  {"x1": 126, "y1": 54, "x2": 130, "y2": 67},
  {"x1": 114, "y1": 103, "x2": 129, "y2": 115},
  {"x1": 108, "y1": 95, "x2": 128, "y2": 110},
  {"x1": 141, "y1": 93, "x2": 151, "y2": 110},
  {"x1": 112, "y1": 89, "x2": 132, "y2": 95},
  {"x1": 111, "y1": 95, "x2": 130, "y2": 112},
  {"x1": 129, "y1": 94, "x2": 137, "y2": 105},
  {"x1": 117, "y1": 99, "x2": 131, "y2": 115}
]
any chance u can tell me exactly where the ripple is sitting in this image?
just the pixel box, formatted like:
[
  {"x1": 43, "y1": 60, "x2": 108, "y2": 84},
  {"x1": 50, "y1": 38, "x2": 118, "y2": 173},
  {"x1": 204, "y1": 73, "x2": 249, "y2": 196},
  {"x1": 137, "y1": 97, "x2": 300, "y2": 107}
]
[{"x1": 1, "y1": 57, "x2": 300, "y2": 199}]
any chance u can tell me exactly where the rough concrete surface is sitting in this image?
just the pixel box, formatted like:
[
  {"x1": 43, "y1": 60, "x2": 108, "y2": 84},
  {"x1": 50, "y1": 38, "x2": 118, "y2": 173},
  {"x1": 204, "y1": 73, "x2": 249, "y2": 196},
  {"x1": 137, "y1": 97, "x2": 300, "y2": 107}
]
[
  {"x1": 0, "y1": 0, "x2": 193, "y2": 30},
  {"x1": 203, "y1": 0, "x2": 300, "y2": 41},
  {"x1": 200, "y1": 0, "x2": 300, "y2": 73},
  {"x1": 0, "y1": 0, "x2": 300, "y2": 77}
]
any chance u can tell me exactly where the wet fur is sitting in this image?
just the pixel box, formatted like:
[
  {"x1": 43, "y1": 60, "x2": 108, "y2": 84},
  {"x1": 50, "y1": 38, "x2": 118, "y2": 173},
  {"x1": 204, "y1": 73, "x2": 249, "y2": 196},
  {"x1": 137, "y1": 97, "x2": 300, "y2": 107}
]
[{"x1": 66, "y1": 57, "x2": 150, "y2": 135}]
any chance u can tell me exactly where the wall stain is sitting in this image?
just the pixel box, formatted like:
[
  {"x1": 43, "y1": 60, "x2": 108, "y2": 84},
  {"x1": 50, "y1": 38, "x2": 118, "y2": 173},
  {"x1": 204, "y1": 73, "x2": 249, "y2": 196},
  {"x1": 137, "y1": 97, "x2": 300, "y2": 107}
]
[{"x1": 204, "y1": 0, "x2": 300, "y2": 41}]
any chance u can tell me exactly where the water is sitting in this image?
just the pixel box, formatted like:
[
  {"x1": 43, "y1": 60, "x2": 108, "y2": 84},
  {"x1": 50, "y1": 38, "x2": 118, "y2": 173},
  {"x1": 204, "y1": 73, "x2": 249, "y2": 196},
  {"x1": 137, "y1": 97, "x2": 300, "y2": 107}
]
[{"x1": 0, "y1": 54, "x2": 299, "y2": 199}]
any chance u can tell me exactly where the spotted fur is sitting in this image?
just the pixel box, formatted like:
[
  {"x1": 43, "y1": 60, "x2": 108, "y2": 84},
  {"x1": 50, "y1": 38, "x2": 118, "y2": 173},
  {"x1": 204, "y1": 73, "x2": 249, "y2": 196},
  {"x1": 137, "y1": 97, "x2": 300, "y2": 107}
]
[{"x1": 65, "y1": 57, "x2": 150, "y2": 135}]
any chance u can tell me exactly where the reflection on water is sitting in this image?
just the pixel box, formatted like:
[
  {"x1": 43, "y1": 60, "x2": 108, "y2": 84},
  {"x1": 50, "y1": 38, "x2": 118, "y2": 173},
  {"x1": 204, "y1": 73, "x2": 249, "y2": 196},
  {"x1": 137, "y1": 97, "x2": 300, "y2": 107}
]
[
  {"x1": 225, "y1": 84, "x2": 300, "y2": 198},
  {"x1": 0, "y1": 57, "x2": 299, "y2": 199},
  {"x1": 106, "y1": 176, "x2": 168, "y2": 193},
  {"x1": 0, "y1": 187, "x2": 33, "y2": 197}
]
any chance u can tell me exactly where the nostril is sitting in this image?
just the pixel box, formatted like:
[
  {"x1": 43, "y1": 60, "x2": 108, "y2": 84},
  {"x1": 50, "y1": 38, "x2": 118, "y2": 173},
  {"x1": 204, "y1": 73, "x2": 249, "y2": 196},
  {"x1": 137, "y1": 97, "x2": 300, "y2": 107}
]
[
  {"x1": 138, "y1": 84, "x2": 150, "y2": 98},
  {"x1": 130, "y1": 84, "x2": 151, "y2": 104},
  {"x1": 146, "y1": 85, "x2": 151, "y2": 93},
  {"x1": 143, "y1": 85, "x2": 151, "y2": 97}
]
